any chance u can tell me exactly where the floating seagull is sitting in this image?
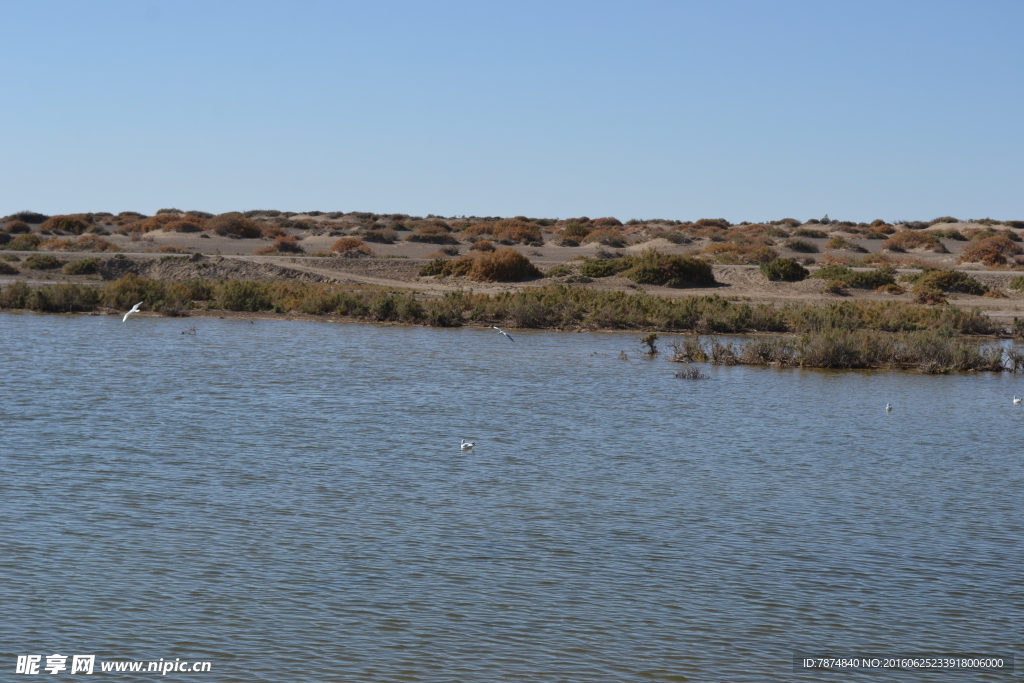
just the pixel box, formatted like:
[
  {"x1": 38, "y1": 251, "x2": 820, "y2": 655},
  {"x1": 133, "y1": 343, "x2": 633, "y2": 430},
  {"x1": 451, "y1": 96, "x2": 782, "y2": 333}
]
[
  {"x1": 1014, "y1": 396, "x2": 1022, "y2": 405},
  {"x1": 122, "y1": 301, "x2": 143, "y2": 322},
  {"x1": 461, "y1": 439, "x2": 475, "y2": 450},
  {"x1": 493, "y1": 326, "x2": 514, "y2": 342},
  {"x1": 886, "y1": 403, "x2": 892, "y2": 412}
]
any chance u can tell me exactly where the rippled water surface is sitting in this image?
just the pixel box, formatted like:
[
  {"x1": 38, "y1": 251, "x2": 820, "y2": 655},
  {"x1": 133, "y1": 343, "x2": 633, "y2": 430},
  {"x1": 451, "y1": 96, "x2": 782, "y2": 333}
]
[{"x1": 2, "y1": 313, "x2": 1022, "y2": 681}]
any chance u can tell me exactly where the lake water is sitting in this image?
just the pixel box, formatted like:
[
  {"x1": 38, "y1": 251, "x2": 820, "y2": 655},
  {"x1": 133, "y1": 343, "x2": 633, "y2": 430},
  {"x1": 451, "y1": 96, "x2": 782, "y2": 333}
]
[{"x1": 2, "y1": 313, "x2": 1021, "y2": 681}]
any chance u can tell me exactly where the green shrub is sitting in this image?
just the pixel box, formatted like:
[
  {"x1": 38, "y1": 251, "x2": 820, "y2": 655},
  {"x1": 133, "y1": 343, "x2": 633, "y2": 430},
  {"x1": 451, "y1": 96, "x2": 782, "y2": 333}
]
[
  {"x1": 622, "y1": 251, "x2": 715, "y2": 287},
  {"x1": 63, "y1": 258, "x2": 100, "y2": 275},
  {"x1": 26, "y1": 284, "x2": 101, "y2": 312},
  {"x1": 1009, "y1": 275, "x2": 1024, "y2": 291},
  {"x1": 582, "y1": 229, "x2": 627, "y2": 248},
  {"x1": 22, "y1": 254, "x2": 64, "y2": 270},
  {"x1": 902, "y1": 269, "x2": 988, "y2": 295},
  {"x1": 578, "y1": 259, "x2": 619, "y2": 278},
  {"x1": 218, "y1": 281, "x2": 272, "y2": 311},
  {"x1": 0, "y1": 281, "x2": 31, "y2": 307},
  {"x1": 418, "y1": 258, "x2": 448, "y2": 276},
  {"x1": 207, "y1": 213, "x2": 262, "y2": 239},
  {"x1": 760, "y1": 258, "x2": 809, "y2": 282},
  {"x1": 7, "y1": 234, "x2": 41, "y2": 251},
  {"x1": 811, "y1": 265, "x2": 896, "y2": 288},
  {"x1": 823, "y1": 279, "x2": 847, "y2": 294}
]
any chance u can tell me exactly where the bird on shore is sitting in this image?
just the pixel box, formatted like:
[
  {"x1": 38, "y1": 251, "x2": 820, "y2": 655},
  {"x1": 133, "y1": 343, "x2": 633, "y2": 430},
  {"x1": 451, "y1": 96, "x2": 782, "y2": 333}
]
[
  {"x1": 885, "y1": 403, "x2": 892, "y2": 412},
  {"x1": 493, "y1": 326, "x2": 514, "y2": 342},
  {"x1": 461, "y1": 439, "x2": 475, "y2": 450},
  {"x1": 122, "y1": 302, "x2": 143, "y2": 322},
  {"x1": 1014, "y1": 396, "x2": 1022, "y2": 405}
]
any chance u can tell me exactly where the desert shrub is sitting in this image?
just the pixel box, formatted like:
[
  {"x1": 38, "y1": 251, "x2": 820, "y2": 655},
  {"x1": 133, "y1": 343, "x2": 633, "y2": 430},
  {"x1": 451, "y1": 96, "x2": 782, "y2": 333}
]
[
  {"x1": 823, "y1": 279, "x2": 847, "y2": 295},
  {"x1": 825, "y1": 236, "x2": 868, "y2": 252},
  {"x1": 903, "y1": 269, "x2": 988, "y2": 295},
  {"x1": 5, "y1": 219, "x2": 30, "y2": 234},
  {"x1": 418, "y1": 258, "x2": 447, "y2": 276},
  {"x1": 783, "y1": 238, "x2": 819, "y2": 253},
  {"x1": 669, "y1": 337, "x2": 708, "y2": 363},
  {"x1": 39, "y1": 215, "x2": 92, "y2": 235},
  {"x1": 425, "y1": 246, "x2": 461, "y2": 258},
  {"x1": 360, "y1": 228, "x2": 398, "y2": 243},
  {"x1": 7, "y1": 234, "x2": 42, "y2": 251},
  {"x1": 491, "y1": 219, "x2": 542, "y2": 244},
  {"x1": 468, "y1": 248, "x2": 542, "y2": 282},
  {"x1": 269, "y1": 235, "x2": 303, "y2": 254},
  {"x1": 22, "y1": 254, "x2": 64, "y2": 270},
  {"x1": 544, "y1": 264, "x2": 572, "y2": 277},
  {"x1": 218, "y1": 281, "x2": 272, "y2": 311},
  {"x1": 592, "y1": 217, "x2": 622, "y2": 227},
  {"x1": 0, "y1": 233, "x2": 9, "y2": 246},
  {"x1": 7, "y1": 211, "x2": 49, "y2": 224},
  {"x1": 1009, "y1": 275, "x2": 1024, "y2": 291},
  {"x1": 930, "y1": 216, "x2": 959, "y2": 225},
  {"x1": 760, "y1": 258, "x2": 809, "y2": 282},
  {"x1": 882, "y1": 230, "x2": 948, "y2": 253},
  {"x1": 159, "y1": 219, "x2": 202, "y2": 233},
  {"x1": 23, "y1": 284, "x2": 101, "y2": 312},
  {"x1": 555, "y1": 237, "x2": 580, "y2": 247},
  {"x1": 932, "y1": 229, "x2": 967, "y2": 241},
  {"x1": 0, "y1": 261, "x2": 17, "y2": 274},
  {"x1": 811, "y1": 265, "x2": 896, "y2": 288},
  {"x1": 406, "y1": 226, "x2": 459, "y2": 244},
  {"x1": 793, "y1": 228, "x2": 827, "y2": 238},
  {"x1": 579, "y1": 258, "x2": 621, "y2": 278},
  {"x1": 674, "y1": 366, "x2": 709, "y2": 379},
  {"x1": 622, "y1": 250, "x2": 715, "y2": 287},
  {"x1": 983, "y1": 289, "x2": 1007, "y2": 299},
  {"x1": 260, "y1": 226, "x2": 289, "y2": 239},
  {"x1": 63, "y1": 258, "x2": 100, "y2": 275},
  {"x1": 864, "y1": 231, "x2": 888, "y2": 240},
  {"x1": 207, "y1": 213, "x2": 262, "y2": 239},
  {"x1": 561, "y1": 222, "x2": 592, "y2": 239},
  {"x1": 582, "y1": 229, "x2": 627, "y2": 248},
  {"x1": 0, "y1": 281, "x2": 31, "y2": 307},
  {"x1": 661, "y1": 231, "x2": 692, "y2": 244},
  {"x1": 958, "y1": 235, "x2": 1022, "y2": 266},
  {"x1": 914, "y1": 288, "x2": 947, "y2": 305},
  {"x1": 330, "y1": 237, "x2": 372, "y2": 254},
  {"x1": 695, "y1": 218, "x2": 731, "y2": 229},
  {"x1": 470, "y1": 240, "x2": 495, "y2": 252}
]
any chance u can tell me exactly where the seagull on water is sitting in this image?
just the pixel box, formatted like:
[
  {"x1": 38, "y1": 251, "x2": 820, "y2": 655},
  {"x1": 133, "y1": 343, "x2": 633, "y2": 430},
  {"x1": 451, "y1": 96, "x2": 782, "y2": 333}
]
[
  {"x1": 461, "y1": 439, "x2": 475, "y2": 450},
  {"x1": 493, "y1": 326, "x2": 514, "y2": 342},
  {"x1": 885, "y1": 403, "x2": 892, "y2": 412},
  {"x1": 1014, "y1": 396, "x2": 1022, "y2": 405},
  {"x1": 122, "y1": 301, "x2": 143, "y2": 322}
]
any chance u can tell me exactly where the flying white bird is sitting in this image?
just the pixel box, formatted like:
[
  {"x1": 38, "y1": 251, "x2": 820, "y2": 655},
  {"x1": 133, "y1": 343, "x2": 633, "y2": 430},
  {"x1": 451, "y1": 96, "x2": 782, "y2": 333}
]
[
  {"x1": 461, "y1": 439, "x2": 475, "y2": 450},
  {"x1": 122, "y1": 301, "x2": 143, "y2": 322},
  {"x1": 1014, "y1": 396, "x2": 1022, "y2": 405},
  {"x1": 885, "y1": 403, "x2": 892, "y2": 412},
  {"x1": 493, "y1": 326, "x2": 514, "y2": 342}
]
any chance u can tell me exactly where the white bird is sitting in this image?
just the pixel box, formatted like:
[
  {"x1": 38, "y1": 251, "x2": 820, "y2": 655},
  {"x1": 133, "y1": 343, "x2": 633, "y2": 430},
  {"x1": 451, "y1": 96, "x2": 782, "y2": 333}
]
[
  {"x1": 122, "y1": 301, "x2": 143, "y2": 322},
  {"x1": 460, "y1": 439, "x2": 475, "y2": 450},
  {"x1": 493, "y1": 326, "x2": 514, "y2": 342},
  {"x1": 885, "y1": 403, "x2": 892, "y2": 412},
  {"x1": 1014, "y1": 396, "x2": 1022, "y2": 405}
]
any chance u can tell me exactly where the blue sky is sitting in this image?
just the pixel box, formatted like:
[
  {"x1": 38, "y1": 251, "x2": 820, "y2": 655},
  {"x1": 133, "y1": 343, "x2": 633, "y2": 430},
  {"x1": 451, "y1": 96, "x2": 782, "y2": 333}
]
[{"x1": 2, "y1": 1, "x2": 1021, "y2": 222}]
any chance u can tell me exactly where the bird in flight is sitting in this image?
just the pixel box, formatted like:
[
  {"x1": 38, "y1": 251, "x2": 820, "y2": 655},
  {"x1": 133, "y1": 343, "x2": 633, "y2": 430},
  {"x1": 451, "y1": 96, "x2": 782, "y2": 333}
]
[
  {"x1": 493, "y1": 326, "x2": 514, "y2": 342},
  {"x1": 461, "y1": 439, "x2": 475, "y2": 450},
  {"x1": 122, "y1": 302, "x2": 143, "y2": 322}
]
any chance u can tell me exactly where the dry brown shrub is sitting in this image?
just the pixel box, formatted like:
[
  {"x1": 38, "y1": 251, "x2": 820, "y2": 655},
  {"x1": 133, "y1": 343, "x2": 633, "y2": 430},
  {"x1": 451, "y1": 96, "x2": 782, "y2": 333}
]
[
  {"x1": 208, "y1": 213, "x2": 261, "y2": 239},
  {"x1": 425, "y1": 246, "x2": 460, "y2": 258},
  {"x1": 158, "y1": 245, "x2": 195, "y2": 254},
  {"x1": 882, "y1": 230, "x2": 948, "y2": 253},
  {"x1": 162, "y1": 219, "x2": 204, "y2": 233},
  {"x1": 261, "y1": 225, "x2": 290, "y2": 239},
  {"x1": 492, "y1": 219, "x2": 542, "y2": 244},
  {"x1": 983, "y1": 289, "x2": 1008, "y2": 298},
  {"x1": 253, "y1": 245, "x2": 277, "y2": 255},
  {"x1": 467, "y1": 248, "x2": 541, "y2": 282},
  {"x1": 582, "y1": 228, "x2": 627, "y2": 248},
  {"x1": 5, "y1": 220, "x2": 30, "y2": 234},
  {"x1": 406, "y1": 225, "x2": 459, "y2": 244},
  {"x1": 462, "y1": 223, "x2": 493, "y2": 238},
  {"x1": 273, "y1": 235, "x2": 304, "y2": 254},
  {"x1": 592, "y1": 217, "x2": 622, "y2": 227},
  {"x1": 330, "y1": 237, "x2": 373, "y2": 254},
  {"x1": 958, "y1": 235, "x2": 1022, "y2": 266},
  {"x1": 470, "y1": 240, "x2": 495, "y2": 252},
  {"x1": 39, "y1": 215, "x2": 92, "y2": 235}
]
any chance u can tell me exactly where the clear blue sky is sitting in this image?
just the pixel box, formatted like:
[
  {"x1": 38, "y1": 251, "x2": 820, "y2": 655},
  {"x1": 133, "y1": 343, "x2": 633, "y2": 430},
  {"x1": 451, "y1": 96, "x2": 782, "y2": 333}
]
[{"x1": 2, "y1": 1, "x2": 1021, "y2": 223}]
